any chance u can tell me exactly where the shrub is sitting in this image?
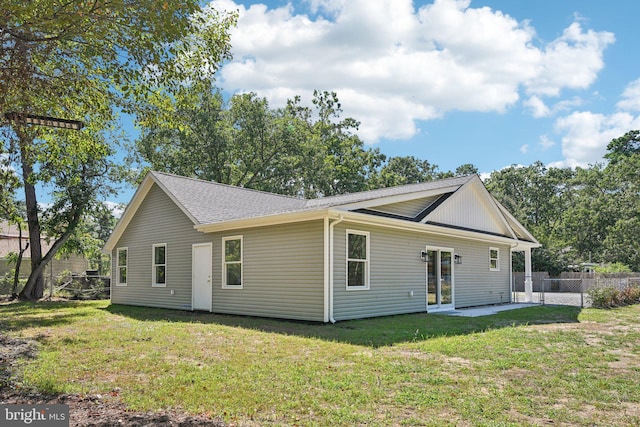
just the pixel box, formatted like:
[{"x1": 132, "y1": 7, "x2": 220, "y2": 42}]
[{"x1": 588, "y1": 285, "x2": 640, "y2": 308}]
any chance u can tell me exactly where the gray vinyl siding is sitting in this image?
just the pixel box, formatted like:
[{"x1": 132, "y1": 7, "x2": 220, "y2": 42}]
[
  {"x1": 444, "y1": 242, "x2": 511, "y2": 308},
  {"x1": 111, "y1": 184, "x2": 325, "y2": 320},
  {"x1": 332, "y1": 222, "x2": 512, "y2": 321},
  {"x1": 333, "y1": 223, "x2": 427, "y2": 321},
  {"x1": 110, "y1": 183, "x2": 210, "y2": 310},
  {"x1": 211, "y1": 220, "x2": 325, "y2": 322}
]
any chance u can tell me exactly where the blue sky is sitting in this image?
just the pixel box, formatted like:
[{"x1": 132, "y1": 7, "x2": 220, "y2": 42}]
[{"x1": 114, "y1": 0, "x2": 640, "y2": 205}]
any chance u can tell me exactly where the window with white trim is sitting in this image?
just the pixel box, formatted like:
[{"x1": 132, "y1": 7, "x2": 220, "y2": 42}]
[
  {"x1": 116, "y1": 247, "x2": 128, "y2": 286},
  {"x1": 489, "y1": 247, "x2": 500, "y2": 271},
  {"x1": 152, "y1": 243, "x2": 167, "y2": 287},
  {"x1": 223, "y1": 236, "x2": 243, "y2": 288},
  {"x1": 346, "y1": 230, "x2": 369, "y2": 289}
]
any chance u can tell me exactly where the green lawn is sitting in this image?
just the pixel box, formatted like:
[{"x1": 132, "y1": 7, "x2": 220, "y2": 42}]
[{"x1": 2, "y1": 301, "x2": 639, "y2": 426}]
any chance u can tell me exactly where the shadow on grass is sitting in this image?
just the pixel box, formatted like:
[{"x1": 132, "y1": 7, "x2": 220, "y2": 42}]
[
  {"x1": 103, "y1": 303, "x2": 581, "y2": 347},
  {"x1": 0, "y1": 300, "x2": 99, "y2": 336}
]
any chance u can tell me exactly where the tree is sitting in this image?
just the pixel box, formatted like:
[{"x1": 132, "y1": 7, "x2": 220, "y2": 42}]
[
  {"x1": 0, "y1": 160, "x2": 27, "y2": 297},
  {"x1": 1, "y1": 1, "x2": 236, "y2": 299},
  {"x1": 134, "y1": 90, "x2": 385, "y2": 197},
  {"x1": 604, "y1": 130, "x2": 640, "y2": 164},
  {"x1": 375, "y1": 156, "x2": 438, "y2": 187},
  {"x1": 485, "y1": 162, "x2": 574, "y2": 272}
]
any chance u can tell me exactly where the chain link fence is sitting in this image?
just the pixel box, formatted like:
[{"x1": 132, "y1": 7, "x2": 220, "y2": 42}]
[{"x1": 513, "y1": 272, "x2": 640, "y2": 308}]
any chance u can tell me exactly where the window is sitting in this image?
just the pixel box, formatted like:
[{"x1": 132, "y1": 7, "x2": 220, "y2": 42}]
[
  {"x1": 347, "y1": 230, "x2": 369, "y2": 289},
  {"x1": 116, "y1": 247, "x2": 128, "y2": 286},
  {"x1": 223, "y1": 236, "x2": 243, "y2": 288},
  {"x1": 489, "y1": 247, "x2": 500, "y2": 271},
  {"x1": 152, "y1": 244, "x2": 166, "y2": 287}
]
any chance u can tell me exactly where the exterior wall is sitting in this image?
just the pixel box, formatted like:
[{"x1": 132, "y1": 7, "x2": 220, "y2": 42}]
[
  {"x1": 210, "y1": 221, "x2": 325, "y2": 321},
  {"x1": 450, "y1": 241, "x2": 512, "y2": 308},
  {"x1": 110, "y1": 184, "x2": 210, "y2": 310},
  {"x1": 111, "y1": 183, "x2": 325, "y2": 320},
  {"x1": 332, "y1": 221, "x2": 512, "y2": 321}
]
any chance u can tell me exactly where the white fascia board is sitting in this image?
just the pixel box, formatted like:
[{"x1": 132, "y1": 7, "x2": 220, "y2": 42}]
[
  {"x1": 493, "y1": 198, "x2": 539, "y2": 244},
  {"x1": 194, "y1": 210, "x2": 329, "y2": 233},
  {"x1": 103, "y1": 174, "x2": 156, "y2": 253}
]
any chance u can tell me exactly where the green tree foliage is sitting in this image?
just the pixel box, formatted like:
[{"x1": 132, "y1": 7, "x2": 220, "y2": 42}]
[
  {"x1": 375, "y1": 156, "x2": 439, "y2": 187},
  {"x1": 0, "y1": 1, "x2": 236, "y2": 299},
  {"x1": 487, "y1": 132, "x2": 640, "y2": 272},
  {"x1": 134, "y1": 90, "x2": 386, "y2": 197}
]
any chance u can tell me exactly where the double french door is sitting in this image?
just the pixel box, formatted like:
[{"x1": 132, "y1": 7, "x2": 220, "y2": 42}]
[{"x1": 426, "y1": 247, "x2": 454, "y2": 311}]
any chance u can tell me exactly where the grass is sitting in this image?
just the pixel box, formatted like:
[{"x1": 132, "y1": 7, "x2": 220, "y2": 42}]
[{"x1": 1, "y1": 301, "x2": 639, "y2": 426}]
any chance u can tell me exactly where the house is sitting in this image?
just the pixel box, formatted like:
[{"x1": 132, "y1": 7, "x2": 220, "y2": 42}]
[
  {"x1": 103, "y1": 171, "x2": 539, "y2": 322},
  {"x1": 0, "y1": 221, "x2": 89, "y2": 280}
]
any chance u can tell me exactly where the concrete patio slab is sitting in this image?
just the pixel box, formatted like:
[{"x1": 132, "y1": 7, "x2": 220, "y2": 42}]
[{"x1": 436, "y1": 303, "x2": 539, "y2": 317}]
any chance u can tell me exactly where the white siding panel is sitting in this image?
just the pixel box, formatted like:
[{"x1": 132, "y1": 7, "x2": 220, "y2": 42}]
[{"x1": 427, "y1": 184, "x2": 510, "y2": 236}]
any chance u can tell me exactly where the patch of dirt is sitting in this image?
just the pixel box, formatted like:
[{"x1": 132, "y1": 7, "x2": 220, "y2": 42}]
[{"x1": 0, "y1": 333, "x2": 227, "y2": 427}]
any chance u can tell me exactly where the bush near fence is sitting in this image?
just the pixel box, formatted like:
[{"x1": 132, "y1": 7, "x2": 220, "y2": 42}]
[{"x1": 513, "y1": 272, "x2": 640, "y2": 293}]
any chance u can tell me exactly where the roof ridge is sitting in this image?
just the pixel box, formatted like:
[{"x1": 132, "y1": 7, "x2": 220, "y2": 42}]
[{"x1": 149, "y1": 171, "x2": 304, "y2": 202}]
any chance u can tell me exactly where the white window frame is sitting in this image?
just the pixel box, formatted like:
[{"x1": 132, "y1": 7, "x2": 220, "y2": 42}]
[
  {"x1": 116, "y1": 247, "x2": 128, "y2": 286},
  {"x1": 489, "y1": 247, "x2": 500, "y2": 271},
  {"x1": 222, "y1": 236, "x2": 243, "y2": 289},
  {"x1": 152, "y1": 243, "x2": 167, "y2": 287},
  {"x1": 346, "y1": 229, "x2": 370, "y2": 290}
]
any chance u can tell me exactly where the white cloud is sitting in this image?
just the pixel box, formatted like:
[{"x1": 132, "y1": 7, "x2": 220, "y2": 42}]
[
  {"x1": 211, "y1": 0, "x2": 614, "y2": 142},
  {"x1": 523, "y1": 96, "x2": 550, "y2": 118},
  {"x1": 616, "y1": 78, "x2": 640, "y2": 111},
  {"x1": 525, "y1": 23, "x2": 614, "y2": 97},
  {"x1": 538, "y1": 135, "x2": 555, "y2": 150},
  {"x1": 553, "y1": 111, "x2": 640, "y2": 168},
  {"x1": 520, "y1": 144, "x2": 529, "y2": 154}
]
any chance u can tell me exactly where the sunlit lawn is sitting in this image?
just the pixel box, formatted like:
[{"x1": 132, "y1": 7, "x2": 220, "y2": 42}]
[{"x1": 2, "y1": 300, "x2": 639, "y2": 426}]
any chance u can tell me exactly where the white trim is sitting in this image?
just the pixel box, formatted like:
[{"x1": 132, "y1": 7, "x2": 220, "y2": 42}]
[
  {"x1": 115, "y1": 247, "x2": 128, "y2": 286},
  {"x1": 489, "y1": 247, "x2": 500, "y2": 271},
  {"x1": 425, "y1": 246, "x2": 455, "y2": 312},
  {"x1": 192, "y1": 242, "x2": 213, "y2": 312},
  {"x1": 152, "y1": 243, "x2": 167, "y2": 287},
  {"x1": 222, "y1": 235, "x2": 243, "y2": 289},
  {"x1": 346, "y1": 229, "x2": 370, "y2": 290}
]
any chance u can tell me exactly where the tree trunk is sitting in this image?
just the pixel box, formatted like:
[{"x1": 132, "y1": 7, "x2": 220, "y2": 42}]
[
  {"x1": 16, "y1": 130, "x2": 45, "y2": 300},
  {"x1": 20, "y1": 208, "x2": 83, "y2": 300},
  {"x1": 11, "y1": 224, "x2": 29, "y2": 298}
]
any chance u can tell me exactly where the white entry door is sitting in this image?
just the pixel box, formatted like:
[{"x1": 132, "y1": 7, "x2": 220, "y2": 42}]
[
  {"x1": 192, "y1": 243, "x2": 212, "y2": 311},
  {"x1": 426, "y1": 246, "x2": 455, "y2": 312}
]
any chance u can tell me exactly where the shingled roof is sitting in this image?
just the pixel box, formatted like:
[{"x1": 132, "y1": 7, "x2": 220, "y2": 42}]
[
  {"x1": 104, "y1": 171, "x2": 539, "y2": 252},
  {"x1": 150, "y1": 171, "x2": 473, "y2": 224}
]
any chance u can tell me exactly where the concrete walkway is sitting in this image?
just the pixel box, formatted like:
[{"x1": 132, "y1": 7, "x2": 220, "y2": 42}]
[{"x1": 436, "y1": 303, "x2": 538, "y2": 317}]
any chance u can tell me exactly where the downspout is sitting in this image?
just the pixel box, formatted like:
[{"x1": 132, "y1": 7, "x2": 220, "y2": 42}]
[{"x1": 328, "y1": 214, "x2": 344, "y2": 323}]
